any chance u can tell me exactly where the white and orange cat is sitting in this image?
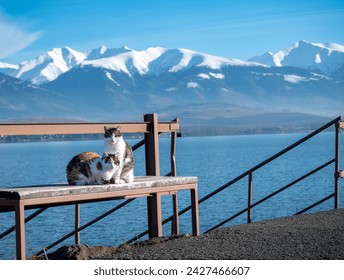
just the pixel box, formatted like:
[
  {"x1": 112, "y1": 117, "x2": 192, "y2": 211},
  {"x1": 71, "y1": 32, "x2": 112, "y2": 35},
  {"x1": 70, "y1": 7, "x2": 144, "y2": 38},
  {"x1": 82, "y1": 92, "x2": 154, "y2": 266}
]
[
  {"x1": 66, "y1": 152, "x2": 120, "y2": 185},
  {"x1": 104, "y1": 126, "x2": 134, "y2": 184}
]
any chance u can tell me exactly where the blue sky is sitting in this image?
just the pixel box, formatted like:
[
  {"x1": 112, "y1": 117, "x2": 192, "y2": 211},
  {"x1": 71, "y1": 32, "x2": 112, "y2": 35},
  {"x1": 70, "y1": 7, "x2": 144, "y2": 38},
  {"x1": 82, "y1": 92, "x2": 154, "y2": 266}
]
[{"x1": 0, "y1": 0, "x2": 343, "y2": 63}]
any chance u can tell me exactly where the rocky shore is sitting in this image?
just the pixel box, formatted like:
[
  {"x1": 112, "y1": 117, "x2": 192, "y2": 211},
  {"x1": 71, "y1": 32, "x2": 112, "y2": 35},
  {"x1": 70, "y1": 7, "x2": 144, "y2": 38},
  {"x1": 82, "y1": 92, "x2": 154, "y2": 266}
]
[{"x1": 40, "y1": 209, "x2": 344, "y2": 260}]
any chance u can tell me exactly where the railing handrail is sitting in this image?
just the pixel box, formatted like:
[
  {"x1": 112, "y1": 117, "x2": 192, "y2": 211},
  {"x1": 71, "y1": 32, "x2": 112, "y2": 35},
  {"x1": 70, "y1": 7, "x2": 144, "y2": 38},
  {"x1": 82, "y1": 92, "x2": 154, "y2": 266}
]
[{"x1": 0, "y1": 120, "x2": 180, "y2": 136}]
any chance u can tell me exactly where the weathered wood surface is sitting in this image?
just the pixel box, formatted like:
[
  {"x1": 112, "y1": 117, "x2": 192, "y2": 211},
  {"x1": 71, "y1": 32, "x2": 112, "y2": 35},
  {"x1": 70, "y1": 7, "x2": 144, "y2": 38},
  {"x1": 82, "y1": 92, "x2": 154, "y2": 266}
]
[{"x1": 0, "y1": 176, "x2": 198, "y2": 200}]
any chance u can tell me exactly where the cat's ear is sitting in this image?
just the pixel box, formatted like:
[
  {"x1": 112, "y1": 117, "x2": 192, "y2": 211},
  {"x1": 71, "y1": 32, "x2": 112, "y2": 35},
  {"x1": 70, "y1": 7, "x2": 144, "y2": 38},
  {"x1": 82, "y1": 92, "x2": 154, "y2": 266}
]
[
  {"x1": 116, "y1": 125, "x2": 121, "y2": 131},
  {"x1": 103, "y1": 152, "x2": 109, "y2": 157},
  {"x1": 104, "y1": 126, "x2": 108, "y2": 132}
]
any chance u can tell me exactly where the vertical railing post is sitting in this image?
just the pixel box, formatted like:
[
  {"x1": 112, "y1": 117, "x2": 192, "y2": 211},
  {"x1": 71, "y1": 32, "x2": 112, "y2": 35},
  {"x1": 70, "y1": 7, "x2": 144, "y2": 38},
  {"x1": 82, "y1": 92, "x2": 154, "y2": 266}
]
[
  {"x1": 247, "y1": 172, "x2": 253, "y2": 223},
  {"x1": 144, "y1": 113, "x2": 160, "y2": 176},
  {"x1": 144, "y1": 114, "x2": 162, "y2": 238},
  {"x1": 170, "y1": 119, "x2": 179, "y2": 234},
  {"x1": 334, "y1": 119, "x2": 341, "y2": 209},
  {"x1": 75, "y1": 204, "x2": 80, "y2": 244},
  {"x1": 170, "y1": 118, "x2": 179, "y2": 177}
]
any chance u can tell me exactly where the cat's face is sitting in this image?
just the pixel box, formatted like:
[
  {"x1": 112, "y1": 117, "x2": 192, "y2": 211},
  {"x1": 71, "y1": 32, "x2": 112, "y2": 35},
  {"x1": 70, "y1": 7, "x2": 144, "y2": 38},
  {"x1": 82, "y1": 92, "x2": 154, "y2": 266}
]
[
  {"x1": 104, "y1": 126, "x2": 121, "y2": 145},
  {"x1": 101, "y1": 152, "x2": 120, "y2": 170}
]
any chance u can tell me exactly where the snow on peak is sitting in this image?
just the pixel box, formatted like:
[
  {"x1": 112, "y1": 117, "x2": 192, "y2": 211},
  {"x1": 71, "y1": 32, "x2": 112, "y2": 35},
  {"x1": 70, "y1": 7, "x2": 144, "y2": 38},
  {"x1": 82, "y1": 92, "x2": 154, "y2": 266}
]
[
  {"x1": 82, "y1": 46, "x2": 167, "y2": 76},
  {"x1": 13, "y1": 46, "x2": 87, "y2": 84},
  {"x1": 0, "y1": 45, "x2": 264, "y2": 84},
  {"x1": 312, "y1": 42, "x2": 344, "y2": 53},
  {"x1": 2, "y1": 41, "x2": 342, "y2": 85},
  {"x1": 249, "y1": 40, "x2": 344, "y2": 75},
  {"x1": 166, "y1": 48, "x2": 258, "y2": 72},
  {"x1": 0, "y1": 61, "x2": 19, "y2": 69},
  {"x1": 87, "y1": 45, "x2": 132, "y2": 60}
]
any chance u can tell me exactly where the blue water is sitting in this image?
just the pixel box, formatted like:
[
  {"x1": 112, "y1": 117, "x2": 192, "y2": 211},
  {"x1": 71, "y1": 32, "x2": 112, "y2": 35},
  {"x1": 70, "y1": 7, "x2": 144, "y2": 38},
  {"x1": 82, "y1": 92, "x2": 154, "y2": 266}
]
[{"x1": 0, "y1": 132, "x2": 343, "y2": 259}]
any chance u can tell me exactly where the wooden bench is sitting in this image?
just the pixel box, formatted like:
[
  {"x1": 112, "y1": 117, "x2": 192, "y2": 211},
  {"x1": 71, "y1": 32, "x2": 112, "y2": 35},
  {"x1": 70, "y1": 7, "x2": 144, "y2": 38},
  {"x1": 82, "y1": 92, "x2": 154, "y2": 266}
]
[
  {"x1": 0, "y1": 114, "x2": 200, "y2": 260},
  {"x1": 0, "y1": 176, "x2": 199, "y2": 260}
]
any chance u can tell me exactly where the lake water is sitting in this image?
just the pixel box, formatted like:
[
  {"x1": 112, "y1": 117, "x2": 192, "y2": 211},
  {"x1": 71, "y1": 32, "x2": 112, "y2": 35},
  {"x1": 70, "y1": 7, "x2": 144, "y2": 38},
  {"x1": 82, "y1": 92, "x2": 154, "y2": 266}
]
[{"x1": 0, "y1": 132, "x2": 343, "y2": 259}]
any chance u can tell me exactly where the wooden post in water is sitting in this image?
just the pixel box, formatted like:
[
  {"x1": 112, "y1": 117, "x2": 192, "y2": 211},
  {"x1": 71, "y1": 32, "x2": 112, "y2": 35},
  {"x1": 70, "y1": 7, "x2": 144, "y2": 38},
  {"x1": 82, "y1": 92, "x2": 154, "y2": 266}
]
[{"x1": 144, "y1": 114, "x2": 162, "y2": 238}]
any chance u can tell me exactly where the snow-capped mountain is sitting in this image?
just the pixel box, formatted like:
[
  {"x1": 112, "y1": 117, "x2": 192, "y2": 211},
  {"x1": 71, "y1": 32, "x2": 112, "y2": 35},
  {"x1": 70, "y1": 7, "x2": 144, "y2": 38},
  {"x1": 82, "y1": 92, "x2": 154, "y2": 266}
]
[
  {"x1": 0, "y1": 41, "x2": 343, "y2": 134},
  {"x1": 0, "y1": 47, "x2": 87, "y2": 84},
  {"x1": 1, "y1": 41, "x2": 343, "y2": 85},
  {"x1": 82, "y1": 46, "x2": 262, "y2": 77},
  {"x1": 0, "y1": 46, "x2": 262, "y2": 85},
  {"x1": 249, "y1": 40, "x2": 344, "y2": 75}
]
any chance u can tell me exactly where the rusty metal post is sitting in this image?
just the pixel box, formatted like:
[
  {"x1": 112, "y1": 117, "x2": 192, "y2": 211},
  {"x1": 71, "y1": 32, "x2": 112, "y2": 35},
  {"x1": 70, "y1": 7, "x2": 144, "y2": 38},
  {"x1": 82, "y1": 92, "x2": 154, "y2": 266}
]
[
  {"x1": 144, "y1": 114, "x2": 162, "y2": 238},
  {"x1": 190, "y1": 187, "x2": 200, "y2": 236},
  {"x1": 75, "y1": 204, "x2": 80, "y2": 244},
  {"x1": 171, "y1": 193, "x2": 179, "y2": 235},
  {"x1": 334, "y1": 119, "x2": 341, "y2": 209},
  {"x1": 247, "y1": 172, "x2": 253, "y2": 223}
]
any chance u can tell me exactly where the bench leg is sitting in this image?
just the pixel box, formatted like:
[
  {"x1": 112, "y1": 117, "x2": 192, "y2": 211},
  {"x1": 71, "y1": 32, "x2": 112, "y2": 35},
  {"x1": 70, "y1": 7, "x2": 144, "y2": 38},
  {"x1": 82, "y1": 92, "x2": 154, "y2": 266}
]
[
  {"x1": 190, "y1": 188, "x2": 200, "y2": 236},
  {"x1": 14, "y1": 201, "x2": 26, "y2": 260},
  {"x1": 147, "y1": 193, "x2": 162, "y2": 238}
]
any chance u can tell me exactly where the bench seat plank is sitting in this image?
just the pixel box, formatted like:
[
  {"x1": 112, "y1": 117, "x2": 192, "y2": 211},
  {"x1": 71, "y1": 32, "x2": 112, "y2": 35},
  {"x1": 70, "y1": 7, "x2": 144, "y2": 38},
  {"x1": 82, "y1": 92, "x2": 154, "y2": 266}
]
[{"x1": 0, "y1": 176, "x2": 198, "y2": 200}]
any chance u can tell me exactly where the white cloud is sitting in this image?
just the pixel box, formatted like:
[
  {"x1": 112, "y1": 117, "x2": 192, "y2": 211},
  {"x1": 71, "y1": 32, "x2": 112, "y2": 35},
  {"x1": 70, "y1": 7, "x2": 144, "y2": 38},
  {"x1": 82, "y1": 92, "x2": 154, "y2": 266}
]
[{"x1": 0, "y1": 11, "x2": 41, "y2": 59}]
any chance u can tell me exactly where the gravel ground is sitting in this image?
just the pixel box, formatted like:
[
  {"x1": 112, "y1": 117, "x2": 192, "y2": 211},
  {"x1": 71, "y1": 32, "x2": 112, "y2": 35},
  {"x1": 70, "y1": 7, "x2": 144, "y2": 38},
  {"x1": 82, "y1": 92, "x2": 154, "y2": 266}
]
[{"x1": 42, "y1": 209, "x2": 344, "y2": 260}]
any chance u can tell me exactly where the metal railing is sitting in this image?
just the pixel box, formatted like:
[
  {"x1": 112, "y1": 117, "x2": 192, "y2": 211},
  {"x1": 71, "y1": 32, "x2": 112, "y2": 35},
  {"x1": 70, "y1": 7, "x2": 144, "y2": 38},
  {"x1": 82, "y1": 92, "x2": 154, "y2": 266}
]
[
  {"x1": 175, "y1": 116, "x2": 343, "y2": 234},
  {"x1": 0, "y1": 114, "x2": 182, "y2": 257},
  {"x1": 121, "y1": 116, "x2": 343, "y2": 243}
]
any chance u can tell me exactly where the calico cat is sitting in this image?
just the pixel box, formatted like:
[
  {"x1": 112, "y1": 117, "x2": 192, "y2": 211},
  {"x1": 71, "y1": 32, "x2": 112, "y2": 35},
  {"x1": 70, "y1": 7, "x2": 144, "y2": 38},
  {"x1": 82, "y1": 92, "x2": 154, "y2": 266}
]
[
  {"x1": 66, "y1": 151, "x2": 120, "y2": 185},
  {"x1": 104, "y1": 126, "x2": 134, "y2": 184}
]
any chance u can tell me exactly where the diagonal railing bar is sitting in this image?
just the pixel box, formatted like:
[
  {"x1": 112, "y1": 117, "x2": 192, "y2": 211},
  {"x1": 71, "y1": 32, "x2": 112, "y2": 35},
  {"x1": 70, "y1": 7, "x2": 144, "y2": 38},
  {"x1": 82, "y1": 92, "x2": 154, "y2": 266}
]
[
  {"x1": 204, "y1": 158, "x2": 336, "y2": 232},
  {"x1": 205, "y1": 209, "x2": 247, "y2": 234},
  {"x1": 35, "y1": 198, "x2": 135, "y2": 256},
  {"x1": 295, "y1": 193, "x2": 335, "y2": 215},
  {"x1": 194, "y1": 116, "x2": 341, "y2": 206},
  {"x1": 250, "y1": 159, "x2": 335, "y2": 209},
  {"x1": 0, "y1": 207, "x2": 48, "y2": 239},
  {"x1": 131, "y1": 138, "x2": 145, "y2": 150}
]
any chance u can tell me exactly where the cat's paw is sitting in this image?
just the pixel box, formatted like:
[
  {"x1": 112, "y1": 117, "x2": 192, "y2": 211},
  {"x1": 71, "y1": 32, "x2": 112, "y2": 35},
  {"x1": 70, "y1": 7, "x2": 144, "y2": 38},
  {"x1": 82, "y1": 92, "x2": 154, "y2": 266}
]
[
  {"x1": 114, "y1": 177, "x2": 120, "y2": 184},
  {"x1": 119, "y1": 179, "x2": 126, "y2": 184}
]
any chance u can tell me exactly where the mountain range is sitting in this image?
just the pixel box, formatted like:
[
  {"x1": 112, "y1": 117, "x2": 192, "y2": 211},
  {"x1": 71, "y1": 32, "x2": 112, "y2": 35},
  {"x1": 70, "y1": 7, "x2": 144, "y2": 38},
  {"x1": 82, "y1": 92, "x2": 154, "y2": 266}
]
[{"x1": 0, "y1": 40, "x2": 343, "y2": 135}]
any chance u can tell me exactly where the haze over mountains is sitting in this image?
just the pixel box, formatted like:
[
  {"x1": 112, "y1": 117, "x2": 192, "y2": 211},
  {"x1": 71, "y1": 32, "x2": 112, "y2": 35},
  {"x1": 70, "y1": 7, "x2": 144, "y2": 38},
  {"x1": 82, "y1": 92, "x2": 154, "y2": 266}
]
[{"x1": 1, "y1": 40, "x2": 343, "y2": 134}]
